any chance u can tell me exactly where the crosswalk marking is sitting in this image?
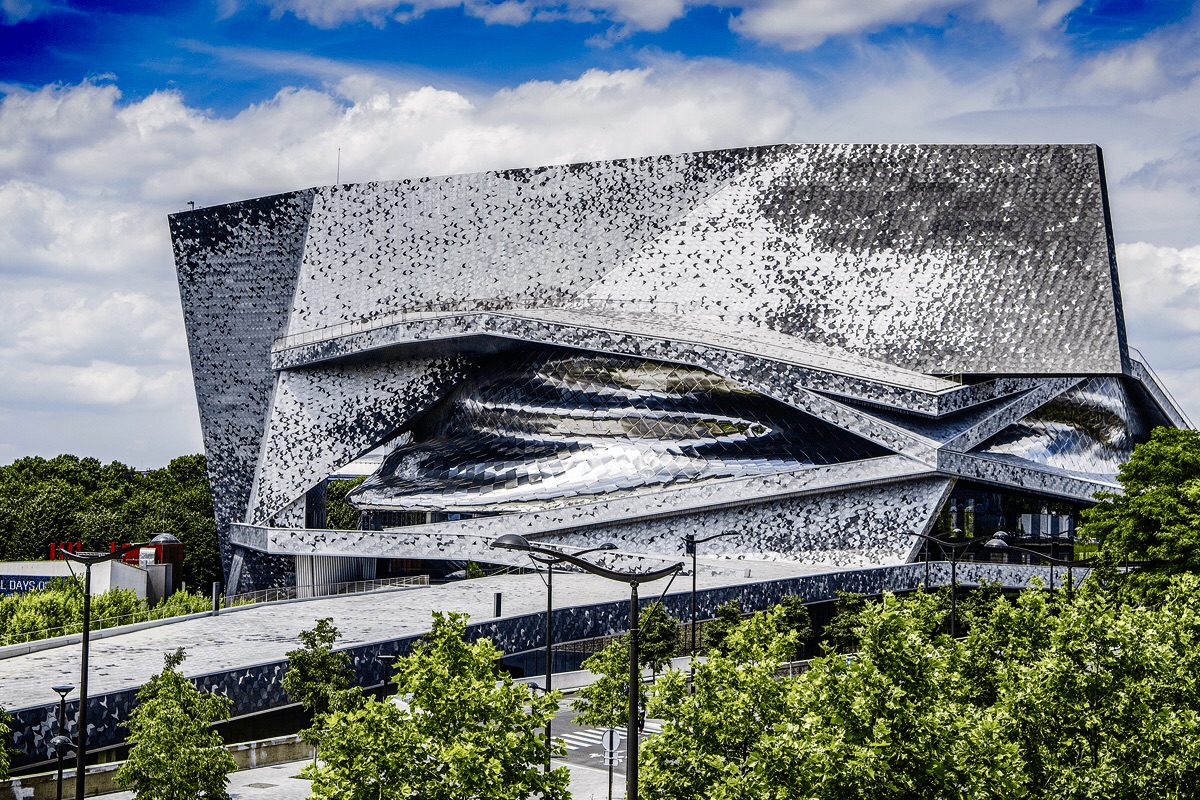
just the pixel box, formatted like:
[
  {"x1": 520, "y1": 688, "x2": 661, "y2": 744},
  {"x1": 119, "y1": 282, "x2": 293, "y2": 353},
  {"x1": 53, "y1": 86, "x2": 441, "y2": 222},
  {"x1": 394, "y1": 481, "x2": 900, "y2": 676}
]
[{"x1": 556, "y1": 723, "x2": 665, "y2": 751}]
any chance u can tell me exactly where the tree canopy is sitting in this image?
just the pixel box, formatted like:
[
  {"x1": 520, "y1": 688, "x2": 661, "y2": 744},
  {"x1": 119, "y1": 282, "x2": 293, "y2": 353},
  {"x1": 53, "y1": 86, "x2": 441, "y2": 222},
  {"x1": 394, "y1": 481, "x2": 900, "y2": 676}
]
[
  {"x1": 639, "y1": 582, "x2": 1200, "y2": 800},
  {"x1": 573, "y1": 635, "x2": 641, "y2": 731},
  {"x1": 283, "y1": 617, "x2": 363, "y2": 753},
  {"x1": 0, "y1": 707, "x2": 11, "y2": 779},
  {"x1": 305, "y1": 612, "x2": 569, "y2": 800},
  {"x1": 1081, "y1": 427, "x2": 1200, "y2": 598},
  {"x1": 115, "y1": 648, "x2": 237, "y2": 800},
  {"x1": 0, "y1": 453, "x2": 220, "y2": 587}
]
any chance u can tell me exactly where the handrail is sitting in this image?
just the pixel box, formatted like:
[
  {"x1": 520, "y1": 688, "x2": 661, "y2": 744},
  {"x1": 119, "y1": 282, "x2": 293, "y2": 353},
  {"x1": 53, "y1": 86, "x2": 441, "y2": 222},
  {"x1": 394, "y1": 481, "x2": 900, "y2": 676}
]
[
  {"x1": 1127, "y1": 346, "x2": 1194, "y2": 428},
  {"x1": 0, "y1": 575, "x2": 430, "y2": 647},
  {"x1": 271, "y1": 297, "x2": 681, "y2": 352},
  {"x1": 222, "y1": 574, "x2": 429, "y2": 606}
]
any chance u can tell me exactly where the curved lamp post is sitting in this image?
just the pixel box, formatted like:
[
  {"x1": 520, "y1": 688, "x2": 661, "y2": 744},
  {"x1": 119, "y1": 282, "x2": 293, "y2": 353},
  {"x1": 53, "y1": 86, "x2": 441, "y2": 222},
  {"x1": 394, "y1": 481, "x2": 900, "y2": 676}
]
[
  {"x1": 51, "y1": 684, "x2": 74, "y2": 800},
  {"x1": 681, "y1": 531, "x2": 737, "y2": 660},
  {"x1": 983, "y1": 536, "x2": 1097, "y2": 602},
  {"x1": 527, "y1": 541, "x2": 618, "y2": 773},
  {"x1": 908, "y1": 530, "x2": 1005, "y2": 637},
  {"x1": 491, "y1": 534, "x2": 682, "y2": 800},
  {"x1": 60, "y1": 542, "x2": 151, "y2": 800}
]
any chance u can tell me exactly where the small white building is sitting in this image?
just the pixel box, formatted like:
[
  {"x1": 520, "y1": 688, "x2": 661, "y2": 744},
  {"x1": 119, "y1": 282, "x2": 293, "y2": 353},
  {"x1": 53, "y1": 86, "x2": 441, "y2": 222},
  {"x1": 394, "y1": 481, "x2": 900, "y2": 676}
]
[{"x1": 0, "y1": 559, "x2": 150, "y2": 600}]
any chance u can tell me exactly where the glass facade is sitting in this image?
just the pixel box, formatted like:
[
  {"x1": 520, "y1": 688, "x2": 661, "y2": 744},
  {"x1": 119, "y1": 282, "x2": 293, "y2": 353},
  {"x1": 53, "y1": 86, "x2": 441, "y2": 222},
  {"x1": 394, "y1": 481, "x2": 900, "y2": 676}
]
[
  {"x1": 348, "y1": 348, "x2": 891, "y2": 513},
  {"x1": 922, "y1": 480, "x2": 1088, "y2": 562}
]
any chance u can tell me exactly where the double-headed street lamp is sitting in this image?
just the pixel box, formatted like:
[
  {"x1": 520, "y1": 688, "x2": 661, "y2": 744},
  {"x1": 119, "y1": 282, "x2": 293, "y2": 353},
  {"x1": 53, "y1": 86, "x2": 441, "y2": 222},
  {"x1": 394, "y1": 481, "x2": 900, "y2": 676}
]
[
  {"x1": 908, "y1": 529, "x2": 1006, "y2": 637},
  {"x1": 526, "y1": 541, "x2": 617, "y2": 773},
  {"x1": 681, "y1": 530, "x2": 737, "y2": 660},
  {"x1": 60, "y1": 542, "x2": 150, "y2": 800},
  {"x1": 491, "y1": 534, "x2": 682, "y2": 800},
  {"x1": 51, "y1": 684, "x2": 74, "y2": 800},
  {"x1": 983, "y1": 535, "x2": 1096, "y2": 602}
]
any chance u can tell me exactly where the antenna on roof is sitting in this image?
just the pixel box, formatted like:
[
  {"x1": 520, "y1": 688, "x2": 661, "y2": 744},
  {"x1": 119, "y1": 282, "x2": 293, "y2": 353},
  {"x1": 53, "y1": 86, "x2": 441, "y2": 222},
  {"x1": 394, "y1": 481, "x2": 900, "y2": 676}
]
[
  {"x1": 336, "y1": 148, "x2": 341, "y2": 185},
  {"x1": 187, "y1": 201, "x2": 195, "y2": 210}
]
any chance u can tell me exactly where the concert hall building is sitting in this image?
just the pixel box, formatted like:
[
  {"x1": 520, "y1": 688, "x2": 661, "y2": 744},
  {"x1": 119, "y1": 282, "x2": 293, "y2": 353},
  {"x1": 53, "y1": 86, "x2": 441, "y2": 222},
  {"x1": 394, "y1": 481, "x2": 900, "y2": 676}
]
[{"x1": 171, "y1": 143, "x2": 1187, "y2": 594}]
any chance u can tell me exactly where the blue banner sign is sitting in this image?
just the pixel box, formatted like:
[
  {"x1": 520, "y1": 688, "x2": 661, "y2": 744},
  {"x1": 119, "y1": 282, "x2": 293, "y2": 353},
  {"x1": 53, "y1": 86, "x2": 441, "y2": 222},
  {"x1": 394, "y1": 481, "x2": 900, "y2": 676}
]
[{"x1": 0, "y1": 575, "x2": 58, "y2": 594}]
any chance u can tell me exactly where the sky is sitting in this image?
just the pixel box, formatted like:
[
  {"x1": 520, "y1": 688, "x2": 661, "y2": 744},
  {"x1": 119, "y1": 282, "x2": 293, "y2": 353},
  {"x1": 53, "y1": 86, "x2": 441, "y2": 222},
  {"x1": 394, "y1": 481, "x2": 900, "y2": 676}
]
[{"x1": 1, "y1": 0, "x2": 1199, "y2": 469}]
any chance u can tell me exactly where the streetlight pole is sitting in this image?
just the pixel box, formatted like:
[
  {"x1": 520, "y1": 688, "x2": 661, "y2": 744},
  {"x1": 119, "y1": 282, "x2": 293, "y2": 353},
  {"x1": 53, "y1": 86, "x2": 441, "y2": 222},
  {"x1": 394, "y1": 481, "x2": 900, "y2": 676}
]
[
  {"x1": 982, "y1": 538, "x2": 1096, "y2": 603},
  {"x1": 492, "y1": 534, "x2": 682, "y2": 800},
  {"x1": 528, "y1": 542, "x2": 616, "y2": 774},
  {"x1": 60, "y1": 542, "x2": 149, "y2": 800},
  {"x1": 51, "y1": 684, "x2": 74, "y2": 800},
  {"x1": 682, "y1": 530, "x2": 736, "y2": 687},
  {"x1": 907, "y1": 530, "x2": 1002, "y2": 637}
]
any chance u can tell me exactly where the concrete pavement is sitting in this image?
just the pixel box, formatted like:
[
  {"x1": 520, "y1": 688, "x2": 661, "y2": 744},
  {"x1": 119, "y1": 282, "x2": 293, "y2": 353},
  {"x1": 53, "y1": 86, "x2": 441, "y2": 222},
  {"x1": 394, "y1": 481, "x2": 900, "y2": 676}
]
[{"x1": 1, "y1": 557, "x2": 819, "y2": 710}]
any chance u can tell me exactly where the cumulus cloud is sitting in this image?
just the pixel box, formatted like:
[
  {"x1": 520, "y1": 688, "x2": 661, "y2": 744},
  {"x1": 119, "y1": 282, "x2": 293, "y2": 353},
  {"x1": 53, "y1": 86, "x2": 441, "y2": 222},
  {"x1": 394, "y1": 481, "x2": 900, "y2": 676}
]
[
  {"x1": 1, "y1": 0, "x2": 54, "y2": 25},
  {"x1": 4, "y1": 26, "x2": 1200, "y2": 464},
  {"x1": 251, "y1": 0, "x2": 1088, "y2": 47},
  {"x1": 257, "y1": 0, "x2": 685, "y2": 30}
]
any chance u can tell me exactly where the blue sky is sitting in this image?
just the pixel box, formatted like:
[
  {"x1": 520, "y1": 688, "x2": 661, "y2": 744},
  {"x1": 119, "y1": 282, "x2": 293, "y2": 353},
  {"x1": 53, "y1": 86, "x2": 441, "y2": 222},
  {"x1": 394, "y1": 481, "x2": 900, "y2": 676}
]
[{"x1": 1, "y1": 0, "x2": 1199, "y2": 467}]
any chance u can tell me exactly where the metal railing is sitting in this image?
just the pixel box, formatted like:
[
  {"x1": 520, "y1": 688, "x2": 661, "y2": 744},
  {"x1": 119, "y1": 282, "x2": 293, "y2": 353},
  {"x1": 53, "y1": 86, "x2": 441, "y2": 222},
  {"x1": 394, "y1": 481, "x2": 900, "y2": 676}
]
[
  {"x1": 1127, "y1": 346, "x2": 1194, "y2": 427},
  {"x1": 0, "y1": 601, "x2": 209, "y2": 647},
  {"x1": 1, "y1": 576, "x2": 430, "y2": 648},
  {"x1": 223, "y1": 574, "x2": 429, "y2": 607},
  {"x1": 271, "y1": 297, "x2": 683, "y2": 352}
]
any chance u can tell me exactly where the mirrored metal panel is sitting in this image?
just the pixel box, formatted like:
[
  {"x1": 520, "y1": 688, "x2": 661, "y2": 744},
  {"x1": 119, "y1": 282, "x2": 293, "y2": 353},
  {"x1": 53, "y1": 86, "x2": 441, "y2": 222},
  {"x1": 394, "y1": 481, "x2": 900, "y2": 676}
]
[
  {"x1": 973, "y1": 377, "x2": 1149, "y2": 478},
  {"x1": 348, "y1": 349, "x2": 892, "y2": 513}
]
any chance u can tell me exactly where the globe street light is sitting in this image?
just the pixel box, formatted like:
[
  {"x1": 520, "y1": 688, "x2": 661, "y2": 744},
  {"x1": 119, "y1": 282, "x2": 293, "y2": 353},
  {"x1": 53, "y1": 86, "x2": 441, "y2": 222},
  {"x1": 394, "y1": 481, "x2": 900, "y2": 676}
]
[
  {"x1": 51, "y1": 684, "x2": 74, "y2": 800},
  {"x1": 491, "y1": 534, "x2": 682, "y2": 800},
  {"x1": 527, "y1": 541, "x2": 617, "y2": 773},
  {"x1": 59, "y1": 542, "x2": 150, "y2": 800},
  {"x1": 908, "y1": 530, "x2": 1006, "y2": 637}
]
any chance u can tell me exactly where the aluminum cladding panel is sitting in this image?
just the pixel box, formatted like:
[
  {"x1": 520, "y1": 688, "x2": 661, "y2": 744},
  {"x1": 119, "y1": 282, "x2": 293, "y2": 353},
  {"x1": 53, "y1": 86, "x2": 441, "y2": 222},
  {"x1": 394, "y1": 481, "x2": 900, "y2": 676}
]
[{"x1": 284, "y1": 143, "x2": 1125, "y2": 376}]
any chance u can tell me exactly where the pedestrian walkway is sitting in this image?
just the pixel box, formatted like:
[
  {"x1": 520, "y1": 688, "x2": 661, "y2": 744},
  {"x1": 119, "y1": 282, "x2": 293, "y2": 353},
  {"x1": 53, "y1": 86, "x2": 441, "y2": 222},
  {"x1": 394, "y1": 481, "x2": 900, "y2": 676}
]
[{"x1": 1, "y1": 559, "x2": 819, "y2": 710}]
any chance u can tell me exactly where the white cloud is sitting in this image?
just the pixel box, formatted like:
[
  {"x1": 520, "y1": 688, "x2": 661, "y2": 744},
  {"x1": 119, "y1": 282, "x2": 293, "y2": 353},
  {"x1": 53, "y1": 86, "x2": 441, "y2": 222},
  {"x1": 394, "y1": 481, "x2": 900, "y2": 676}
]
[
  {"x1": 4, "y1": 25, "x2": 1200, "y2": 464},
  {"x1": 252, "y1": 0, "x2": 1084, "y2": 46},
  {"x1": 1, "y1": 0, "x2": 52, "y2": 24}
]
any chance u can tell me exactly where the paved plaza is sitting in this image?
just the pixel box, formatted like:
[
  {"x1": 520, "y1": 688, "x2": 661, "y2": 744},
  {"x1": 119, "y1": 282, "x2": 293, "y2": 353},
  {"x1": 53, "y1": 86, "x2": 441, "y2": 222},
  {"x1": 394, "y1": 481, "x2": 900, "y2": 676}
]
[{"x1": 0, "y1": 557, "x2": 817, "y2": 711}]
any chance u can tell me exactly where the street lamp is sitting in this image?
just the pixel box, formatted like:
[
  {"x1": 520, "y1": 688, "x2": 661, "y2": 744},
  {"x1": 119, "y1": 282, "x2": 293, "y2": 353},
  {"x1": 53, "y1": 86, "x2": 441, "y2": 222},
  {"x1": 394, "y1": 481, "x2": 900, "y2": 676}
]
[
  {"x1": 983, "y1": 537, "x2": 1096, "y2": 603},
  {"x1": 527, "y1": 541, "x2": 617, "y2": 773},
  {"x1": 60, "y1": 542, "x2": 150, "y2": 800},
  {"x1": 908, "y1": 530, "x2": 1005, "y2": 637},
  {"x1": 681, "y1": 531, "x2": 737, "y2": 659},
  {"x1": 491, "y1": 534, "x2": 682, "y2": 800},
  {"x1": 51, "y1": 684, "x2": 74, "y2": 800}
]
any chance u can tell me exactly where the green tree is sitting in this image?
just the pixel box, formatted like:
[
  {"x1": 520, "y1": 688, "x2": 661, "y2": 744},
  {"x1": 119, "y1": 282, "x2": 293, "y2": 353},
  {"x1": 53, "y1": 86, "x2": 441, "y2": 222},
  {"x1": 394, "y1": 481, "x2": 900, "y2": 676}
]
[
  {"x1": 0, "y1": 706, "x2": 12, "y2": 779},
  {"x1": 283, "y1": 618, "x2": 362, "y2": 758},
  {"x1": 821, "y1": 590, "x2": 866, "y2": 653},
  {"x1": 777, "y1": 595, "x2": 812, "y2": 659},
  {"x1": 116, "y1": 648, "x2": 237, "y2": 800},
  {"x1": 996, "y1": 577, "x2": 1200, "y2": 799},
  {"x1": 702, "y1": 599, "x2": 743, "y2": 655},
  {"x1": 762, "y1": 592, "x2": 1020, "y2": 800},
  {"x1": 325, "y1": 478, "x2": 365, "y2": 530},
  {"x1": 639, "y1": 602, "x2": 680, "y2": 675},
  {"x1": 642, "y1": 605, "x2": 799, "y2": 799},
  {"x1": 1080, "y1": 427, "x2": 1200, "y2": 601},
  {"x1": 573, "y1": 636, "x2": 643, "y2": 730},
  {"x1": 0, "y1": 453, "x2": 221, "y2": 587},
  {"x1": 305, "y1": 612, "x2": 569, "y2": 800}
]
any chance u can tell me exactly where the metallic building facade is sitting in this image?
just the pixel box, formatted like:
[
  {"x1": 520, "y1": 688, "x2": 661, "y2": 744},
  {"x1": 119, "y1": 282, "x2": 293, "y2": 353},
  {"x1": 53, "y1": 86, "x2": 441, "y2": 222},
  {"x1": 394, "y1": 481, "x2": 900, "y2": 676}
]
[{"x1": 171, "y1": 143, "x2": 1187, "y2": 592}]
